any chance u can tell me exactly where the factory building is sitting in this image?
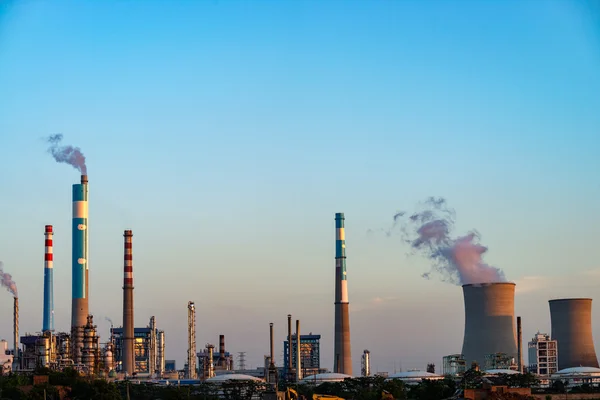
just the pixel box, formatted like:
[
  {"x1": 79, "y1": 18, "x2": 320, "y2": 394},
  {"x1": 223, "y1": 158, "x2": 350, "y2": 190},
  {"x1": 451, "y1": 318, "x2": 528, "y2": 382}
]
[
  {"x1": 111, "y1": 321, "x2": 165, "y2": 376},
  {"x1": 528, "y1": 332, "x2": 558, "y2": 376},
  {"x1": 283, "y1": 334, "x2": 324, "y2": 378},
  {"x1": 1, "y1": 340, "x2": 14, "y2": 374},
  {"x1": 197, "y1": 337, "x2": 234, "y2": 380},
  {"x1": 484, "y1": 352, "x2": 518, "y2": 371},
  {"x1": 442, "y1": 354, "x2": 466, "y2": 376}
]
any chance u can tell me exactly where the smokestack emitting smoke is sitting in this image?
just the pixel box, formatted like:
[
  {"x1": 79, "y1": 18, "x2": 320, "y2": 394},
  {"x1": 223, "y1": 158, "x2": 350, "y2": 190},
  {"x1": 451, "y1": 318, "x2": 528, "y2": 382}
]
[
  {"x1": 394, "y1": 197, "x2": 506, "y2": 285},
  {"x1": 334, "y1": 213, "x2": 352, "y2": 375},
  {"x1": 46, "y1": 134, "x2": 87, "y2": 174},
  {"x1": 43, "y1": 225, "x2": 54, "y2": 332},
  {"x1": 71, "y1": 175, "x2": 89, "y2": 361},
  {"x1": 123, "y1": 230, "x2": 135, "y2": 375},
  {"x1": 0, "y1": 261, "x2": 18, "y2": 297},
  {"x1": 14, "y1": 297, "x2": 18, "y2": 369}
]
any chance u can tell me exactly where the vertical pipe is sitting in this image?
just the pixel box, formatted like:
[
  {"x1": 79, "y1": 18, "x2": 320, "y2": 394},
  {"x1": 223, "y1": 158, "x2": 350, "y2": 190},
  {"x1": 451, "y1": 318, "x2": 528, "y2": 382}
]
[
  {"x1": 72, "y1": 175, "x2": 89, "y2": 360},
  {"x1": 43, "y1": 225, "x2": 54, "y2": 332},
  {"x1": 13, "y1": 297, "x2": 18, "y2": 370},
  {"x1": 334, "y1": 213, "x2": 352, "y2": 375},
  {"x1": 287, "y1": 314, "x2": 292, "y2": 376},
  {"x1": 122, "y1": 230, "x2": 134, "y2": 375},
  {"x1": 517, "y1": 316, "x2": 523, "y2": 373},
  {"x1": 219, "y1": 335, "x2": 225, "y2": 367},
  {"x1": 295, "y1": 319, "x2": 301, "y2": 381}
]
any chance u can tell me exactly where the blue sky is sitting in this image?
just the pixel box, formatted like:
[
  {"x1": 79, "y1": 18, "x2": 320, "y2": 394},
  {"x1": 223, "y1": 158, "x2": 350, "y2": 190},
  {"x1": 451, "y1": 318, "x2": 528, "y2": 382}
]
[{"x1": 0, "y1": 0, "x2": 599, "y2": 373}]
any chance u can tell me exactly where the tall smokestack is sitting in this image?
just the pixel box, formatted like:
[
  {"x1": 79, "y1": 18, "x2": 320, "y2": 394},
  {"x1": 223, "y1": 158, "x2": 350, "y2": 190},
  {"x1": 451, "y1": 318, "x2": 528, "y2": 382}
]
[
  {"x1": 287, "y1": 314, "x2": 292, "y2": 376},
  {"x1": 517, "y1": 316, "x2": 523, "y2": 373},
  {"x1": 295, "y1": 319, "x2": 301, "y2": 381},
  {"x1": 71, "y1": 175, "x2": 89, "y2": 358},
  {"x1": 549, "y1": 298, "x2": 599, "y2": 369},
  {"x1": 219, "y1": 335, "x2": 225, "y2": 367},
  {"x1": 43, "y1": 225, "x2": 54, "y2": 332},
  {"x1": 334, "y1": 213, "x2": 352, "y2": 375},
  {"x1": 122, "y1": 230, "x2": 135, "y2": 375},
  {"x1": 13, "y1": 297, "x2": 18, "y2": 370},
  {"x1": 269, "y1": 323, "x2": 275, "y2": 367},
  {"x1": 461, "y1": 283, "x2": 517, "y2": 368}
]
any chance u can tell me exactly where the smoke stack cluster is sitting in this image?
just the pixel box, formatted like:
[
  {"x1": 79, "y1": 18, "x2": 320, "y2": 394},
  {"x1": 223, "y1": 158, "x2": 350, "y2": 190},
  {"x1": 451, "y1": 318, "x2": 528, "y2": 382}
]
[
  {"x1": 122, "y1": 230, "x2": 135, "y2": 375},
  {"x1": 549, "y1": 298, "x2": 599, "y2": 369},
  {"x1": 43, "y1": 225, "x2": 54, "y2": 332},
  {"x1": 461, "y1": 283, "x2": 517, "y2": 367},
  {"x1": 334, "y1": 213, "x2": 352, "y2": 375}
]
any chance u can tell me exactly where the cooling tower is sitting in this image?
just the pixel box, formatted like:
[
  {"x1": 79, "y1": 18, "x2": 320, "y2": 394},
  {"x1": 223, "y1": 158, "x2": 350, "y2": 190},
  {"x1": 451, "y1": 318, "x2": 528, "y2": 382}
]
[
  {"x1": 122, "y1": 230, "x2": 135, "y2": 375},
  {"x1": 549, "y1": 298, "x2": 599, "y2": 370},
  {"x1": 461, "y1": 283, "x2": 518, "y2": 367},
  {"x1": 71, "y1": 175, "x2": 89, "y2": 359},
  {"x1": 43, "y1": 225, "x2": 54, "y2": 332},
  {"x1": 334, "y1": 213, "x2": 352, "y2": 375}
]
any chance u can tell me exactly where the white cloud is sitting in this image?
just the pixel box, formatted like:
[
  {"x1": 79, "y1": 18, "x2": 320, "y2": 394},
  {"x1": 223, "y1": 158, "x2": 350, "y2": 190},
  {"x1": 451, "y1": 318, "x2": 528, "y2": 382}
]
[{"x1": 515, "y1": 268, "x2": 600, "y2": 294}]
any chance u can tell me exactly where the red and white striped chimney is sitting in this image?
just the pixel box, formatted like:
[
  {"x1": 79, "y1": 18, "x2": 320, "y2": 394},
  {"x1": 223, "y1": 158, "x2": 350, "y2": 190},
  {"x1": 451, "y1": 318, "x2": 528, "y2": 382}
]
[{"x1": 122, "y1": 230, "x2": 134, "y2": 375}]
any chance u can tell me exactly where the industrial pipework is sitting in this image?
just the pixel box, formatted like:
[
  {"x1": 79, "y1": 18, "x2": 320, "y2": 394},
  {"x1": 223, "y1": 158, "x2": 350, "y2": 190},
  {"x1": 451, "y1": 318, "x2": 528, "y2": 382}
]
[
  {"x1": 334, "y1": 213, "x2": 352, "y2": 375},
  {"x1": 122, "y1": 230, "x2": 135, "y2": 375},
  {"x1": 461, "y1": 282, "x2": 518, "y2": 368},
  {"x1": 43, "y1": 225, "x2": 54, "y2": 332},
  {"x1": 71, "y1": 175, "x2": 89, "y2": 360},
  {"x1": 549, "y1": 298, "x2": 599, "y2": 369}
]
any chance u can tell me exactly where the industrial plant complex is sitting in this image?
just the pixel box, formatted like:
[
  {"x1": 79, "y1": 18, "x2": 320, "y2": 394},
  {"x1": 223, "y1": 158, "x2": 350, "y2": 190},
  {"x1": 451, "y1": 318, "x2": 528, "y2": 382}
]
[{"x1": 3, "y1": 168, "x2": 600, "y2": 396}]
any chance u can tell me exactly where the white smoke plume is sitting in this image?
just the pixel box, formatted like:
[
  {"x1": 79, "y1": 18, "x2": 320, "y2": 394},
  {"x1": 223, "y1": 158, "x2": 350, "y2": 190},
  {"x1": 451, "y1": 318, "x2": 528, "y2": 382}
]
[
  {"x1": 46, "y1": 134, "x2": 87, "y2": 174},
  {"x1": 395, "y1": 197, "x2": 506, "y2": 285},
  {"x1": 105, "y1": 317, "x2": 113, "y2": 326},
  {"x1": 0, "y1": 261, "x2": 18, "y2": 297}
]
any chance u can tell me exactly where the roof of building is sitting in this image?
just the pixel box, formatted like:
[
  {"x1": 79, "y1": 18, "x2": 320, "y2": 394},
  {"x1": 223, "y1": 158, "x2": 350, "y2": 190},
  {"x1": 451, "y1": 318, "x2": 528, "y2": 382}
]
[
  {"x1": 555, "y1": 367, "x2": 600, "y2": 375},
  {"x1": 300, "y1": 373, "x2": 352, "y2": 383},
  {"x1": 484, "y1": 369, "x2": 520, "y2": 375},
  {"x1": 388, "y1": 371, "x2": 443, "y2": 380},
  {"x1": 205, "y1": 374, "x2": 264, "y2": 382}
]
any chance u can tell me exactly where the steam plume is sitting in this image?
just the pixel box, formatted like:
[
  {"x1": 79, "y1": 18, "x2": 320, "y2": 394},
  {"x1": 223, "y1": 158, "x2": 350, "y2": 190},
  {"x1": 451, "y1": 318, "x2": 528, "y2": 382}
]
[
  {"x1": 0, "y1": 261, "x2": 18, "y2": 297},
  {"x1": 105, "y1": 317, "x2": 113, "y2": 325},
  {"x1": 46, "y1": 134, "x2": 87, "y2": 174},
  {"x1": 395, "y1": 197, "x2": 506, "y2": 285}
]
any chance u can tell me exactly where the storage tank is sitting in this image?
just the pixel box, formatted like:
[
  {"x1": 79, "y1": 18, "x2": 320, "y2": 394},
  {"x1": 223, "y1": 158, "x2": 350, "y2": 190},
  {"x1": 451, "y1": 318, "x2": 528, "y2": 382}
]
[
  {"x1": 549, "y1": 298, "x2": 599, "y2": 369},
  {"x1": 461, "y1": 283, "x2": 518, "y2": 367}
]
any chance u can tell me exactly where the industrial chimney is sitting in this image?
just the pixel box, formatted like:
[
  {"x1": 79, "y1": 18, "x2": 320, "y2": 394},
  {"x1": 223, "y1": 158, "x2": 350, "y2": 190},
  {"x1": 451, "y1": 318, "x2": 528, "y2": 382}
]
[
  {"x1": 517, "y1": 316, "x2": 523, "y2": 373},
  {"x1": 71, "y1": 175, "x2": 89, "y2": 360},
  {"x1": 219, "y1": 335, "x2": 225, "y2": 367},
  {"x1": 549, "y1": 298, "x2": 599, "y2": 369},
  {"x1": 287, "y1": 314, "x2": 292, "y2": 378},
  {"x1": 334, "y1": 213, "x2": 352, "y2": 375},
  {"x1": 13, "y1": 297, "x2": 18, "y2": 370},
  {"x1": 296, "y1": 319, "x2": 302, "y2": 381},
  {"x1": 43, "y1": 225, "x2": 54, "y2": 332},
  {"x1": 461, "y1": 283, "x2": 518, "y2": 368},
  {"x1": 122, "y1": 230, "x2": 135, "y2": 375}
]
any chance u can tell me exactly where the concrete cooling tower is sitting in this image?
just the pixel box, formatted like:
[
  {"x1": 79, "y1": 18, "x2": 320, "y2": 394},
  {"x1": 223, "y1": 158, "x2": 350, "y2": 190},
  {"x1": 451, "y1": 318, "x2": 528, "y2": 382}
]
[
  {"x1": 461, "y1": 283, "x2": 518, "y2": 367},
  {"x1": 549, "y1": 298, "x2": 599, "y2": 370}
]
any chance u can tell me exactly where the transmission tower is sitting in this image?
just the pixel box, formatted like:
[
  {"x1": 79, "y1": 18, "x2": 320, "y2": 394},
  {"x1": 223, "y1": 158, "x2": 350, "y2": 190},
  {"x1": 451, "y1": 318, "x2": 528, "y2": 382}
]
[
  {"x1": 187, "y1": 301, "x2": 197, "y2": 379},
  {"x1": 237, "y1": 351, "x2": 246, "y2": 370}
]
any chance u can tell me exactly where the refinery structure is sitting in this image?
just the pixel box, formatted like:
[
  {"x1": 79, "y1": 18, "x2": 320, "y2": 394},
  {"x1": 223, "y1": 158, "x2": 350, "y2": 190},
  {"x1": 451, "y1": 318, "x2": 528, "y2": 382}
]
[{"x1": 2, "y1": 151, "x2": 600, "y2": 391}]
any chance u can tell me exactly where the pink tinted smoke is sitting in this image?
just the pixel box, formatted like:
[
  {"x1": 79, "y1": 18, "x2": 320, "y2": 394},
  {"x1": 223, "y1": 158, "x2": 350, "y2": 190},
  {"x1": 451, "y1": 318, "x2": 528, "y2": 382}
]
[{"x1": 450, "y1": 234, "x2": 504, "y2": 285}]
